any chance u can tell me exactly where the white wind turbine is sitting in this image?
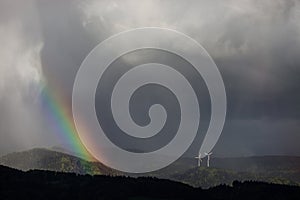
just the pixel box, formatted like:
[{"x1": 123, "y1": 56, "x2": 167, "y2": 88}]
[
  {"x1": 205, "y1": 152, "x2": 212, "y2": 167},
  {"x1": 195, "y1": 153, "x2": 202, "y2": 167}
]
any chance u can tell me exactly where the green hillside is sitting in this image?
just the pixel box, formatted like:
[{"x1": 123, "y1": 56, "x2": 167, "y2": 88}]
[
  {"x1": 171, "y1": 167, "x2": 299, "y2": 188},
  {"x1": 0, "y1": 148, "x2": 118, "y2": 175}
]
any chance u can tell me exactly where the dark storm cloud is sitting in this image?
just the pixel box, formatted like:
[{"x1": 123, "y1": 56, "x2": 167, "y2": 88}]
[
  {"x1": 79, "y1": 0, "x2": 300, "y2": 121},
  {"x1": 0, "y1": 0, "x2": 299, "y2": 156},
  {"x1": 35, "y1": 0, "x2": 300, "y2": 120},
  {"x1": 36, "y1": 0, "x2": 96, "y2": 99}
]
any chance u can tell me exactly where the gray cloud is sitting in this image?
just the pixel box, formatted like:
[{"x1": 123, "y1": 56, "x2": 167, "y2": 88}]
[{"x1": 0, "y1": 0, "x2": 299, "y2": 157}]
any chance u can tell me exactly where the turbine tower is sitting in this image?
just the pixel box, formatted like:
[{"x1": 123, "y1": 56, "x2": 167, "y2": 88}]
[
  {"x1": 195, "y1": 153, "x2": 202, "y2": 167},
  {"x1": 205, "y1": 152, "x2": 212, "y2": 167}
]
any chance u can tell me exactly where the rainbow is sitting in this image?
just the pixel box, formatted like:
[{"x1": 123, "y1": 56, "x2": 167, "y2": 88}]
[{"x1": 40, "y1": 83, "x2": 95, "y2": 162}]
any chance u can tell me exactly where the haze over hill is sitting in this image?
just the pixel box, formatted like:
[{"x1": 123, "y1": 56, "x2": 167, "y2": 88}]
[{"x1": 1, "y1": 148, "x2": 300, "y2": 188}]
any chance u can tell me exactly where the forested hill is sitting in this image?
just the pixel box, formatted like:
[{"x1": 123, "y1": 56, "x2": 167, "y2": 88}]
[
  {"x1": 1, "y1": 148, "x2": 300, "y2": 188},
  {"x1": 0, "y1": 148, "x2": 118, "y2": 175}
]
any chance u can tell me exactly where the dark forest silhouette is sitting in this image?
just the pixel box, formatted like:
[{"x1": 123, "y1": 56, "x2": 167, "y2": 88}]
[{"x1": 1, "y1": 165, "x2": 300, "y2": 200}]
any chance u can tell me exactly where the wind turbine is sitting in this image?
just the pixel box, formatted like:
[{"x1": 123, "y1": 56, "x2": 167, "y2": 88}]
[
  {"x1": 205, "y1": 152, "x2": 212, "y2": 167},
  {"x1": 195, "y1": 153, "x2": 202, "y2": 167}
]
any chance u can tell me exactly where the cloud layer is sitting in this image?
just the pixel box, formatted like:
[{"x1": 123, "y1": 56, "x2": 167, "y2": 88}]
[{"x1": 0, "y1": 0, "x2": 299, "y2": 156}]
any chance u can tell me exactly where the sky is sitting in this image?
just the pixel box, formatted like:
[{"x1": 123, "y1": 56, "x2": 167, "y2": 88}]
[{"x1": 0, "y1": 0, "x2": 299, "y2": 157}]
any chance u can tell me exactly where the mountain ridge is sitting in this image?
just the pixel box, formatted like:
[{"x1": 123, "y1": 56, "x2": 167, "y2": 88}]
[{"x1": 1, "y1": 148, "x2": 300, "y2": 188}]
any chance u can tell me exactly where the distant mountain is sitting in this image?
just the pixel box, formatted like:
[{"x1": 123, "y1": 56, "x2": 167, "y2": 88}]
[
  {"x1": 161, "y1": 156, "x2": 300, "y2": 173},
  {"x1": 1, "y1": 148, "x2": 300, "y2": 188},
  {"x1": 1, "y1": 165, "x2": 300, "y2": 200},
  {"x1": 0, "y1": 148, "x2": 118, "y2": 175},
  {"x1": 166, "y1": 156, "x2": 300, "y2": 187},
  {"x1": 171, "y1": 167, "x2": 299, "y2": 188}
]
